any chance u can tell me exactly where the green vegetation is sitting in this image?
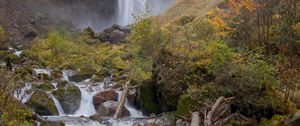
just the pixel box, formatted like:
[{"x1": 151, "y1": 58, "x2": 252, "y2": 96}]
[
  {"x1": 0, "y1": 26, "x2": 6, "y2": 48},
  {"x1": 0, "y1": 0, "x2": 299, "y2": 125},
  {"x1": 0, "y1": 69, "x2": 34, "y2": 126}
]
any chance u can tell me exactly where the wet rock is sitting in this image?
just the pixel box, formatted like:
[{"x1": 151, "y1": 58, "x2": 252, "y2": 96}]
[
  {"x1": 93, "y1": 90, "x2": 118, "y2": 109},
  {"x1": 97, "y1": 100, "x2": 130, "y2": 117},
  {"x1": 68, "y1": 70, "x2": 94, "y2": 82},
  {"x1": 89, "y1": 113, "x2": 103, "y2": 122},
  {"x1": 137, "y1": 80, "x2": 161, "y2": 115},
  {"x1": 144, "y1": 116, "x2": 174, "y2": 126},
  {"x1": 52, "y1": 84, "x2": 81, "y2": 114},
  {"x1": 109, "y1": 29, "x2": 125, "y2": 43},
  {"x1": 128, "y1": 88, "x2": 137, "y2": 105},
  {"x1": 26, "y1": 90, "x2": 58, "y2": 115}
]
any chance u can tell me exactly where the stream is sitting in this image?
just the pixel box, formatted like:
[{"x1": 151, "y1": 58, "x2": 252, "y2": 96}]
[{"x1": 40, "y1": 70, "x2": 145, "y2": 126}]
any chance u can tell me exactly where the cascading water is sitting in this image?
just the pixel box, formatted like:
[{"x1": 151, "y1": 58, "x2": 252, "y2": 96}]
[
  {"x1": 117, "y1": 0, "x2": 175, "y2": 26},
  {"x1": 49, "y1": 94, "x2": 66, "y2": 116}
]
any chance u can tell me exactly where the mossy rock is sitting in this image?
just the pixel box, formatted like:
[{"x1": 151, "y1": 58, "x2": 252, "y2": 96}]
[
  {"x1": 26, "y1": 90, "x2": 58, "y2": 115},
  {"x1": 0, "y1": 50, "x2": 9, "y2": 59},
  {"x1": 137, "y1": 80, "x2": 161, "y2": 115},
  {"x1": 4, "y1": 53, "x2": 22, "y2": 64},
  {"x1": 35, "y1": 82, "x2": 54, "y2": 91},
  {"x1": 56, "y1": 80, "x2": 68, "y2": 89},
  {"x1": 69, "y1": 70, "x2": 94, "y2": 82},
  {"x1": 37, "y1": 73, "x2": 52, "y2": 81},
  {"x1": 51, "y1": 69, "x2": 63, "y2": 79},
  {"x1": 52, "y1": 84, "x2": 81, "y2": 114}
]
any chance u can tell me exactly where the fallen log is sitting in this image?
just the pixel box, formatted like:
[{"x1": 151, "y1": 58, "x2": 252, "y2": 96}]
[
  {"x1": 191, "y1": 112, "x2": 200, "y2": 126},
  {"x1": 204, "y1": 96, "x2": 234, "y2": 126},
  {"x1": 114, "y1": 80, "x2": 130, "y2": 118}
]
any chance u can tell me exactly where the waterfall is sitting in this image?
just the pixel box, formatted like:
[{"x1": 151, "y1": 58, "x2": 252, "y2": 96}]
[
  {"x1": 72, "y1": 83, "x2": 98, "y2": 117},
  {"x1": 117, "y1": 0, "x2": 146, "y2": 26},
  {"x1": 116, "y1": 91, "x2": 143, "y2": 117},
  {"x1": 117, "y1": 0, "x2": 175, "y2": 26},
  {"x1": 49, "y1": 94, "x2": 66, "y2": 116}
]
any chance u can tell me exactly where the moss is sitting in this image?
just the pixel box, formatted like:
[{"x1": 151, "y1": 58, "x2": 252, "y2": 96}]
[
  {"x1": 66, "y1": 86, "x2": 81, "y2": 96},
  {"x1": 36, "y1": 82, "x2": 54, "y2": 91},
  {"x1": 27, "y1": 90, "x2": 58, "y2": 115},
  {"x1": 4, "y1": 53, "x2": 21, "y2": 64},
  {"x1": 52, "y1": 89, "x2": 64, "y2": 98},
  {"x1": 51, "y1": 69, "x2": 63, "y2": 79},
  {"x1": 176, "y1": 94, "x2": 195, "y2": 116},
  {"x1": 37, "y1": 73, "x2": 52, "y2": 81},
  {"x1": 14, "y1": 67, "x2": 33, "y2": 81},
  {"x1": 68, "y1": 70, "x2": 94, "y2": 82},
  {"x1": 137, "y1": 81, "x2": 161, "y2": 115},
  {"x1": 57, "y1": 80, "x2": 68, "y2": 89},
  {"x1": 92, "y1": 69, "x2": 110, "y2": 82},
  {"x1": 0, "y1": 50, "x2": 9, "y2": 59},
  {"x1": 176, "y1": 15, "x2": 195, "y2": 26}
]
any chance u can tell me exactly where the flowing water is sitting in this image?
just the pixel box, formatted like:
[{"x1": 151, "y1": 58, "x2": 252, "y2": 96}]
[
  {"x1": 42, "y1": 70, "x2": 144, "y2": 125},
  {"x1": 117, "y1": 0, "x2": 175, "y2": 26}
]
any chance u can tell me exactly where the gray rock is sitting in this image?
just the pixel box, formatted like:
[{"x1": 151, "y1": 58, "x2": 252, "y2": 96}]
[
  {"x1": 97, "y1": 100, "x2": 130, "y2": 117},
  {"x1": 53, "y1": 84, "x2": 81, "y2": 114},
  {"x1": 109, "y1": 30, "x2": 125, "y2": 43},
  {"x1": 94, "y1": 32, "x2": 109, "y2": 42}
]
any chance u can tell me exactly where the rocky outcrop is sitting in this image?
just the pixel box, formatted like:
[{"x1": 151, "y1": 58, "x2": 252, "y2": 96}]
[
  {"x1": 26, "y1": 90, "x2": 58, "y2": 115},
  {"x1": 137, "y1": 50, "x2": 192, "y2": 115},
  {"x1": 97, "y1": 100, "x2": 130, "y2": 117},
  {"x1": 52, "y1": 84, "x2": 81, "y2": 114},
  {"x1": 86, "y1": 24, "x2": 131, "y2": 44},
  {"x1": 93, "y1": 90, "x2": 118, "y2": 109}
]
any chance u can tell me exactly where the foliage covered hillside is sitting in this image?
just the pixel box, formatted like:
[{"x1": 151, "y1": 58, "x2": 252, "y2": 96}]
[{"x1": 0, "y1": 0, "x2": 299, "y2": 125}]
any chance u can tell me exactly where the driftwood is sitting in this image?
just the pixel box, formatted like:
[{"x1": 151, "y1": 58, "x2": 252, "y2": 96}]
[
  {"x1": 191, "y1": 112, "x2": 200, "y2": 126},
  {"x1": 190, "y1": 96, "x2": 235, "y2": 126},
  {"x1": 114, "y1": 80, "x2": 130, "y2": 118}
]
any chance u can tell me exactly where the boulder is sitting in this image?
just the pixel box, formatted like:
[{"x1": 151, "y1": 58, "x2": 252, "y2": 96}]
[
  {"x1": 93, "y1": 90, "x2": 118, "y2": 109},
  {"x1": 97, "y1": 100, "x2": 130, "y2": 117},
  {"x1": 94, "y1": 32, "x2": 109, "y2": 42},
  {"x1": 26, "y1": 90, "x2": 58, "y2": 115},
  {"x1": 109, "y1": 29, "x2": 125, "y2": 43},
  {"x1": 56, "y1": 80, "x2": 68, "y2": 89},
  {"x1": 128, "y1": 89, "x2": 137, "y2": 105},
  {"x1": 137, "y1": 80, "x2": 161, "y2": 115},
  {"x1": 34, "y1": 82, "x2": 54, "y2": 91},
  {"x1": 68, "y1": 70, "x2": 94, "y2": 82},
  {"x1": 51, "y1": 69, "x2": 63, "y2": 79},
  {"x1": 52, "y1": 84, "x2": 81, "y2": 114},
  {"x1": 89, "y1": 113, "x2": 103, "y2": 122}
]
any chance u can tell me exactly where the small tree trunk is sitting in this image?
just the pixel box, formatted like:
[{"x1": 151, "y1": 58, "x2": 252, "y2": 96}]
[
  {"x1": 114, "y1": 80, "x2": 130, "y2": 118},
  {"x1": 191, "y1": 112, "x2": 200, "y2": 126}
]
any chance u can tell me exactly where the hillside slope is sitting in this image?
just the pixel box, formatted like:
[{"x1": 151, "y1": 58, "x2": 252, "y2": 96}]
[{"x1": 158, "y1": 0, "x2": 224, "y2": 25}]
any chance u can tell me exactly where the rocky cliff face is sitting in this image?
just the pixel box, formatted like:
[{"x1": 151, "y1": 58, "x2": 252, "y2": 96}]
[{"x1": 0, "y1": 0, "x2": 118, "y2": 46}]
